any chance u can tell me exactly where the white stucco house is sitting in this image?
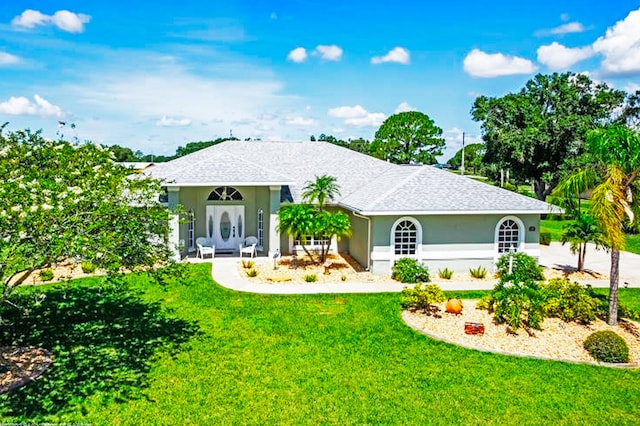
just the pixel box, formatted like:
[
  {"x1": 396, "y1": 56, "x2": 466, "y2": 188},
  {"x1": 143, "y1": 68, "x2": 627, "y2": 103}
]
[{"x1": 145, "y1": 140, "x2": 555, "y2": 274}]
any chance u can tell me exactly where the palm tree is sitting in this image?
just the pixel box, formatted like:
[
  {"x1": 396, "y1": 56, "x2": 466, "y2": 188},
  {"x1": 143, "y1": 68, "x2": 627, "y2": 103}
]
[
  {"x1": 560, "y1": 213, "x2": 605, "y2": 272},
  {"x1": 276, "y1": 203, "x2": 318, "y2": 263},
  {"x1": 555, "y1": 125, "x2": 640, "y2": 325},
  {"x1": 301, "y1": 174, "x2": 340, "y2": 210}
]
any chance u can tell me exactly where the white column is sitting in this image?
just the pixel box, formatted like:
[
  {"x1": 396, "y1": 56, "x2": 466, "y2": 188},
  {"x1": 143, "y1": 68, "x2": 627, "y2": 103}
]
[
  {"x1": 167, "y1": 187, "x2": 181, "y2": 260},
  {"x1": 268, "y1": 186, "x2": 281, "y2": 257}
]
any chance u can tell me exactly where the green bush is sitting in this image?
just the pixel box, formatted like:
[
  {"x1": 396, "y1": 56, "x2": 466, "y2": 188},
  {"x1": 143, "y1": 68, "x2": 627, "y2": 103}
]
[
  {"x1": 438, "y1": 268, "x2": 453, "y2": 280},
  {"x1": 469, "y1": 266, "x2": 487, "y2": 279},
  {"x1": 491, "y1": 253, "x2": 545, "y2": 330},
  {"x1": 341, "y1": 274, "x2": 347, "y2": 282},
  {"x1": 541, "y1": 279, "x2": 601, "y2": 323},
  {"x1": 476, "y1": 294, "x2": 494, "y2": 311},
  {"x1": 241, "y1": 260, "x2": 255, "y2": 269},
  {"x1": 246, "y1": 268, "x2": 258, "y2": 278},
  {"x1": 539, "y1": 232, "x2": 551, "y2": 246},
  {"x1": 39, "y1": 268, "x2": 54, "y2": 281},
  {"x1": 81, "y1": 261, "x2": 97, "y2": 274},
  {"x1": 392, "y1": 258, "x2": 430, "y2": 283},
  {"x1": 400, "y1": 283, "x2": 445, "y2": 314},
  {"x1": 304, "y1": 274, "x2": 317, "y2": 282},
  {"x1": 583, "y1": 330, "x2": 629, "y2": 363}
]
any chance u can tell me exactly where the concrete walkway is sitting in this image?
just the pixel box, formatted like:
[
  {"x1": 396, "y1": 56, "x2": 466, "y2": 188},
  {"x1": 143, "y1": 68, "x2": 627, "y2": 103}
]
[{"x1": 204, "y1": 242, "x2": 640, "y2": 295}]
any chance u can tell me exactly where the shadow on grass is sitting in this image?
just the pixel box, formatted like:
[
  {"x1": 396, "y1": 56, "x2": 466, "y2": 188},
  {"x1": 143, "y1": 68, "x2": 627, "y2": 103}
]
[{"x1": 0, "y1": 283, "x2": 200, "y2": 420}]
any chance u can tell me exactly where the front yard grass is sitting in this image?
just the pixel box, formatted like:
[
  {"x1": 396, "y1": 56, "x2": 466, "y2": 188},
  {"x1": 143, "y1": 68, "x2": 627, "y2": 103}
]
[{"x1": 1, "y1": 264, "x2": 639, "y2": 424}]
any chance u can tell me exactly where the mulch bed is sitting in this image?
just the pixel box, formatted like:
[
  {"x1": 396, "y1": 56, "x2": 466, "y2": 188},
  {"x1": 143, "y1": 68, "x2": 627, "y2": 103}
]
[{"x1": 0, "y1": 346, "x2": 52, "y2": 394}]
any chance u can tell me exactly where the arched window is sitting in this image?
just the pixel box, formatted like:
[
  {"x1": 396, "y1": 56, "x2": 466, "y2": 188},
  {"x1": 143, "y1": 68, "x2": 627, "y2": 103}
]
[
  {"x1": 393, "y1": 218, "x2": 420, "y2": 255},
  {"x1": 207, "y1": 186, "x2": 243, "y2": 201},
  {"x1": 496, "y1": 217, "x2": 522, "y2": 254}
]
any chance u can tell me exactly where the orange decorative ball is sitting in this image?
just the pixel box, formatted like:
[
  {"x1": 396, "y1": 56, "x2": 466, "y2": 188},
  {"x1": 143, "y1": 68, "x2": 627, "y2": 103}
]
[{"x1": 445, "y1": 298, "x2": 463, "y2": 314}]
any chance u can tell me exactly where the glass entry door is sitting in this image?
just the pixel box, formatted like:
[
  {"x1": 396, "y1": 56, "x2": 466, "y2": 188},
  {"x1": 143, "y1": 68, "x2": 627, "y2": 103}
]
[{"x1": 206, "y1": 205, "x2": 244, "y2": 251}]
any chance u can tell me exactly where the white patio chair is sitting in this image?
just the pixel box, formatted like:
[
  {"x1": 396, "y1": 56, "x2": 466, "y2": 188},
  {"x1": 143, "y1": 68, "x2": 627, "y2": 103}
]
[
  {"x1": 196, "y1": 237, "x2": 215, "y2": 259},
  {"x1": 239, "y1": 236, "x2": 258, "y2": 259}
]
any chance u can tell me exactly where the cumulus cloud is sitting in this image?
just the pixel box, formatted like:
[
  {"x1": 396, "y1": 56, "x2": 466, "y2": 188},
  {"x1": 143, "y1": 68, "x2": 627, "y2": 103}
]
[
  {"x1": 537, "y1": 42, "x2": 594, "y2": 70},
  {"x1": 592, "y1": 8, "x2": 640, "y2": 75},
  {"x1": 328, "y1": 105, "x2": 385, "y2": 127},
  {"x1": 394, "y1": 101, "x2": 416, "y2": 113},
  {"x1": 285, "y1": 116, "x2": 316, "y2": 126},
  {"x1": 12, "y1": 9, "x2": 91, "y2": 33},
  {"x1": 156, "y1": 116, "x2": 192, "y2": 127},
  {"x1": 463, "y1": 48, "x2": 537, "y2": 78},
  {"x1": 314, "y1": 45, "x2": 343, "y2": 61},
  {"x1": 550, "y1": 22, "x2": 586, "y2": 35},
  {"x1": 0, "y1": 94, "x2": 63, "y2": 118},
  {"x1": 0, "y1": 52, "x2": 20, "y2": 66},
  {"x1": 287, "y1": 47, "x2": 307, "y2": 63},
  {"x1": 371, "y1": 47, "x2": 410, "y2": 64}
]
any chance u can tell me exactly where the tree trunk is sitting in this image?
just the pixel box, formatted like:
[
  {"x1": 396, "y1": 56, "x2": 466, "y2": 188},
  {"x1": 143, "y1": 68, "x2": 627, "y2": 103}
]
[
  {"x1": 533, "y1": 179, "x2": 547, "y2": 201},
  {"x1": 577, "y1": 243, "x2": 585, "y2": 272},
  {"x1": 608, "y1": 249, "x2": 620, "y2": 326}
]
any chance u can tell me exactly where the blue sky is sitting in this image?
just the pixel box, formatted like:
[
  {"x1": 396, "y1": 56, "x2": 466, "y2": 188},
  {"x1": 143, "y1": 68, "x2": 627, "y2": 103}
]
[{"x1": 1, "y1": 1, "x2": 639, "y2": 159}]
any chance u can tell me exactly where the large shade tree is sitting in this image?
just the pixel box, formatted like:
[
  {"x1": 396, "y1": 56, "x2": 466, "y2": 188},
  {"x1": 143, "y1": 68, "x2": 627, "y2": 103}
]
[
  {"x1": 472, "y1": 72, "x2": 625, "y2": 200},
  {"x1": 277, "y1": 175, "x2": 351, "y2": 263},
  {"x1": 554, "y1": 125, "x2": 640, "y2": 325},
  {"x1": 370, "y1": 111, "x2": 445, "y2": 165},
  {"x1": 0, "y1": 128, "x2": 176, "y2": 304}
]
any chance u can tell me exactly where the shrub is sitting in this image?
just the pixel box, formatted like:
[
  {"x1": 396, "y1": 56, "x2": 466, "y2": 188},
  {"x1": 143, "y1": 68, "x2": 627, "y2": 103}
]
[
  {"x1": 81, "y1": 260, "x2": 97, "y2": 274},
  {"x1": 541, "y1": 279, "x2": 601, "y2": 323},
  {"x1": 39, "y1": 268, "x2": 54, "y2": 281},
  {"x1": 583, "y1": 330, "x2": 629, "y2": 363},
  {"x1": 469, "y1": 266, "x2": 487, "y2": 279},
  {"x1": 246, "y1": 268, "x2": 258, "y2": 278},
  {"x1": 438, "y1": 268, "x2": 453, "y2": 280},
  {"x1": 304, "y1": 274, "x2": 317, "y2": 282},
  {"x1": 491, "y1": 253, "x2": 545, "y2": 330},
  {"x1": 539, "y1": 232, "x2": 551, "y2": 246},
  {"x1": 392, "y1": 258, "x2": 430, "y2": 283},
  {"x1": 400, "y1": 283, "x2": 445, "y2": 314},
  {"x1": 241, "y1": 260, "x2": 255, "y2": 269},
  {"x1": 341, "y1": 274, "x2": 347, "y2": 282},
  {"x1": 476, "y1": 294, "x2": 494, "y2": 311}
]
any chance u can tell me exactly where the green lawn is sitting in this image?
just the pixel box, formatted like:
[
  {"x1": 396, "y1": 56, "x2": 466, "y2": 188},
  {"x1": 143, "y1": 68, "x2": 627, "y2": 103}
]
[
  {"x1": 1, "y1": 264, "x2": 639, "y2": 424},
  {"x1": 541, "y1": 218, "x2": 640, "y2": 255}
]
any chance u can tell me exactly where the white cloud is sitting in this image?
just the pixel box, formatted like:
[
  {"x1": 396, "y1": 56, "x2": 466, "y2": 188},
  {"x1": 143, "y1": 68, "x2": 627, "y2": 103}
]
[
  {"x1": 287, "y1": 47, "x2": 307, "y2": 63},
  {"x1": 0, "y1": 94, "x2": 64, "y2": 118},
  {"x1": 550, "y1": 22, "x2": 585, "y2": 35},
  {"x1": 463, "y1": 48, "x2": 537, "y2": 77},
  {"x1": 156, "y1": 116, "x2": 192, "y2": 127},
  {"x1": 12, "y1": 9, "x2": 90, "y2": 33},
  {"x1": 626, "y1": 83, "x2": 640, "y2": 93},
  {"x1": 328, "y1": 105, "x2": 385, "y2": 127},
  {"x1": 314, "y1": 45, "x2": 343, "y2": 61},
  {"x1": 537, "y1": 42, "x2": 594, "y2": 70},
  {"x1": 0, "y1": 52, "x2": 20, "y2": 66},
  {"x1": 592, "y1": 8, "x2": 640, "y2": 75},
  {"x1": 394, "y1": 101, "x2": 416, "y2": 113},
  {"x1": 285, "y1": 116, "x2": 316, "y2": 126},
  {"x1": 371, "y1": 47, "x2": 410, "y2": 64}
]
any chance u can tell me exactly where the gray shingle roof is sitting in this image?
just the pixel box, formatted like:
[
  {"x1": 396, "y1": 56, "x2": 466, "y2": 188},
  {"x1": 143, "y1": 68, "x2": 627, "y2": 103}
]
[{"x1": 146, "y1": 140, "x2": 556, "y2": 215}]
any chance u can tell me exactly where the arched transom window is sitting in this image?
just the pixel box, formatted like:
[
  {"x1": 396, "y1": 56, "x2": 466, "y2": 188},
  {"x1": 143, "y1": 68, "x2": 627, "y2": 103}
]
[
  {"x1": 497, "y1": 219, "x2": 520, "y2": 253},
  {"x1": 208, "y1": 186, "x2": 243, "y2": 201},
  {"x1": 394, "y1": 219, "x2": 418, "y2": 255}
]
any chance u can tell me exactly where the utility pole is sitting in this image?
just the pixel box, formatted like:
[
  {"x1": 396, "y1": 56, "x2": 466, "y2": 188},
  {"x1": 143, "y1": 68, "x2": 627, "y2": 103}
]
[{"x1": 461, "y1": 131, "x2": 465, "y2": 176}]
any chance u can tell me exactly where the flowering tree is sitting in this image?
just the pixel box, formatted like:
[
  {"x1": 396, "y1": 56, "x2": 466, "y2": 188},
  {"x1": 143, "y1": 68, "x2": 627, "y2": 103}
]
[{"x1": 0, "y1": 128, "x2": 174, "y2": 303}]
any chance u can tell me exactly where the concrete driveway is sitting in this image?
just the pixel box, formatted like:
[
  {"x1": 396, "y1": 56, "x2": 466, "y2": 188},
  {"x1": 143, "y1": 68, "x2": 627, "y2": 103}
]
[{"x1": 540, "y1": 242, "x2": 640, "y2": 288}]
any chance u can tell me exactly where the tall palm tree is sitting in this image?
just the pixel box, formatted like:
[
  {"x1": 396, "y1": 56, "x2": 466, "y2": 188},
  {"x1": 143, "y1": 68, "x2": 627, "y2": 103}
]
[
  {"x1": 555, "y1": 125, "x2": 640, "y2": 325},
  {"x1": 301, "y1": 174, "x2": 340, "y2": 210}
]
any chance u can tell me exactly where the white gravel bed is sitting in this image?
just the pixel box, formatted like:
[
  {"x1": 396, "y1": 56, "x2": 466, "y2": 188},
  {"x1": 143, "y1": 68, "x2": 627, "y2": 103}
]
[{"x1": 404, "y1": 300, "x2": 640, "y2": 367}]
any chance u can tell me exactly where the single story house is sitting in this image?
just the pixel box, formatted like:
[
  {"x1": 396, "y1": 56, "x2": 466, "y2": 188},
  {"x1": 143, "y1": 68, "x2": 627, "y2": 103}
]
[{"x1": 146, "y1": 140, "x2": 555, "y2": 274}]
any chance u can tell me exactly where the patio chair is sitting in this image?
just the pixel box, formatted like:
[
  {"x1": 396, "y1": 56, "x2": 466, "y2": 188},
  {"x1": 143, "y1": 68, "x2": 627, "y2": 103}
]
[
  {"x1": 239, "y1": 236, "x2": 258, "y2": 259},
  {"x1": 196, "y1": 237, "x2": 215, "y2": 259}
]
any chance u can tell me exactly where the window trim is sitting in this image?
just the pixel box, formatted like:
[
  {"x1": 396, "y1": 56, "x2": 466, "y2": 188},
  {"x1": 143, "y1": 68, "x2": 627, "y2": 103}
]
[
  {"x1": 390, "y1": 216, "x2": 422, "y2": 258},
  {"x1": 494, "y1": 215, "x2": 525, "y2": 257}
]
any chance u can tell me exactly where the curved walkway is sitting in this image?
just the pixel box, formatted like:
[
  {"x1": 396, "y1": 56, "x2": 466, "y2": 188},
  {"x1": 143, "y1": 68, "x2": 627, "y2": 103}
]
[{"x1": 205, "y1": 242, "x2": 640, "y2": 294}]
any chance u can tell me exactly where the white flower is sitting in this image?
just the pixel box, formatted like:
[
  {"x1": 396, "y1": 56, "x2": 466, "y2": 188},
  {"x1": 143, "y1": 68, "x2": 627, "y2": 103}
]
[
  {"x1": 19, "y1": 231, "x2": 26, "y2": 239},
  {"x1": 11, "y1": 205, "x2": 21, "y2": 212},
  {"x1": 42, "y1": 203, "x2": 53, "y2": 211},
  {"x1": 30, "y1": 205, "x2": 38, "y2": 212},
  {"x1": 0, "y1": 147, "x2": 9, "y2": 157}
]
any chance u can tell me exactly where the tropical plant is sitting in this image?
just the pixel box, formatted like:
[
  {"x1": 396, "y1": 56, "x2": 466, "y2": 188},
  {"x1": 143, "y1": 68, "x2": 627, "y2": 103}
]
[
  {"x1": 560, "y1": 213, "x2": 606, "y2": 271},
  {"x1": 301, "y1": 174, "x2": 340, "y2": 211},
  {"x1": 541, "y1": 278, "x2": 602, "y2": 324},
  {"x1": 370, "y1": 111, "x2": 445, "y2": 165},
  {"x1": 469, "y1": 266, "x2": 487, "y2": 279},
  {"x1": 303, "y1": 274, "x2": 317, "y2": 282},
  {"x1": 438, "y1": 268, "x2": 453, "y2": 280},
  {"x1": 400, "y1": 283, "x2": 445, "y2": 314},
  {"x1": 554, "y1": 125, "x2": 640, "y2": 325},
  {"x1": 392, "y1": 258, "x2": 430, "y2": 283},
  {"x1": 0, "y1": 128, "x2": 175, "y2": 305},
  {"x1": 81, "y1": 261, "x2": 97, "y2": 274}
]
